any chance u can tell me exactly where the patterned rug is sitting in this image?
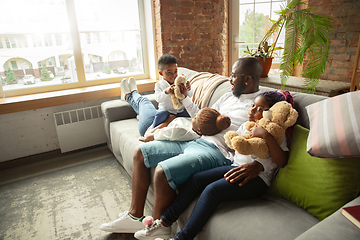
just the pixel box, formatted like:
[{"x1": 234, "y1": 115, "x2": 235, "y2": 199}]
[{"x1": 0, "y1": 153, "x2": 151, "y2": 240}]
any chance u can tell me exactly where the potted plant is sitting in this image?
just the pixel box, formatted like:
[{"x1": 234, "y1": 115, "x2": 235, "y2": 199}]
[
  {"x1": 244, "y1": 41, "x2": 282, "y2": 78},
  {"x1": 245, "y1": 0, "x2": 333, "y2": 93}
]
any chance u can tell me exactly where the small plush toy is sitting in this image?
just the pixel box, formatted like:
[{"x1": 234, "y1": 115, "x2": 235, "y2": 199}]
[
  {"x1": 224, "y1": 101, "x2": 298, "y2": 159},
  {"x1": 141, "y1": 216, "x2": 154, "y2": 226},
  {"x1": 171, "y1": 74, "x2": 188, "y2": 109}
]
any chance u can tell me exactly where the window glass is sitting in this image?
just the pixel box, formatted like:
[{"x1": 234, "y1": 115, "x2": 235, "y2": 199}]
[
  {"x1": 0, "y1": 0, "x2": 145, "y2": 95},
  {"x1": 74, "y1": 0, "x2": 144, "y2": 82},
  {"x1": 0, "y1": 0, "x2": 76, "y2": 91},
  {"x1": 238, "y1": 0, "x2": 286, "y2": 67}
]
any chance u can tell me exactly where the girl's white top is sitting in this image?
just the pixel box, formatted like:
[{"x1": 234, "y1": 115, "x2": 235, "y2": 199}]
[
  {"x1": 182, "y1": 91, "x2": 261, "y2": 161},
  {"x1": 232, "y1": 122, "x2": 289, "y2": 186}
]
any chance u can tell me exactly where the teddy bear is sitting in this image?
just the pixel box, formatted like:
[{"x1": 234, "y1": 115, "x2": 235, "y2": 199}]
[
  {"x1": 224, "y1": 101, "x2": 298, "y2": 159},
  {"x1": 171, "y1": 74, "x2": 188, "y2": 109}
]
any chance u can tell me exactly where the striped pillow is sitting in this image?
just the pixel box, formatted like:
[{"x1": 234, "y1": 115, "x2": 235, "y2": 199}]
[{"x1": 306, "y1": 90, "x2": 360, "y2": 158}]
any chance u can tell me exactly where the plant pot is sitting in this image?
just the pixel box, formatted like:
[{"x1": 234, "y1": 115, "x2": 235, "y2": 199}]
[{"x1": 257, "y1": 57, "x2": 273, "y2": 77}]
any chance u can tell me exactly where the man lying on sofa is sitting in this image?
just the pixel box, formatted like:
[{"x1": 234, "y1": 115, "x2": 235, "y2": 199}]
[{"x1": 100, "y1": 57, "x2": 264, "y2": 234}]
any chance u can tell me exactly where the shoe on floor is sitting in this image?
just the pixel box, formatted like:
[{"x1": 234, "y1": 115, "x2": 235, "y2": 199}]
[
  {"x1": 128, "y1": 77, "x2": 138, "y2": 93},
  {"x1": 134, "y1": 219, "x2": 171, "y2": 240},
  {"x1": 120, "y1": 78, "x2": 131, "y2": 101},
  {"x1": 100, "y1": 210, "x2": 144, "y2": 233}
]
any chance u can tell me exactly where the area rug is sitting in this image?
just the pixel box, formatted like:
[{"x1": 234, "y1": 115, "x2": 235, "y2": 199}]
[{"x1": 0, "y1": 155, "x2": 151, "y2": 240}]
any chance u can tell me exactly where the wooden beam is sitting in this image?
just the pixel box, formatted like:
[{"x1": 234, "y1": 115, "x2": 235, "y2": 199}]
[{"x1": 350, "y1": 34, "x2": 360, "y2": 92}]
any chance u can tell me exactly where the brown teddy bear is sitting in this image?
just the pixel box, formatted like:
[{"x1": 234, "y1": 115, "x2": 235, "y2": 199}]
[
  {"x1": 171, "y1": 74, "x2": 188, "y2": 109},
  {"x1": 224, "y1": 101, "x2": 298, "y2": 159}
]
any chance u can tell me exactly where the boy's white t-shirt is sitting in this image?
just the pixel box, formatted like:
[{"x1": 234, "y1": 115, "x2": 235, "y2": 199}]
[
  {"x1": 153, "y1": 117, "x2": 200, "y2": 141},
  {"x1": 155, "y1": 79, "x2": 194, "y2": 114},
  {"x1": 232, "y1": 122, "x2": 289, "y2": 186}
]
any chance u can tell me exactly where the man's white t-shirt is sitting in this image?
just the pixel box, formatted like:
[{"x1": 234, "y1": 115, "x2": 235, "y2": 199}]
[{"x1": 182, "y1": 91, "x2": 261, "y2": 161}]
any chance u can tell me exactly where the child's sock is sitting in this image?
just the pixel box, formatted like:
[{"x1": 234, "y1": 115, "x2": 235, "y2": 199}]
[{"x1": 128, "y1": 213, "x2": 142, "y2": 221}]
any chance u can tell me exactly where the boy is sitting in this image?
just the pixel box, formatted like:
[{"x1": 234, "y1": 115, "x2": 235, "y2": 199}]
[{"x1": 153, "y1": 54, "x2": 193, "y2": 128}]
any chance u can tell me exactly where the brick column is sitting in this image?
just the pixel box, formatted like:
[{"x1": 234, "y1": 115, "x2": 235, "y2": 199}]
[
  {"x1": 153, "y1": 0, "x2": 229, "y2": 76},
  {"x1": 308, "y1": 0, "x2": 360, "y2": 83}
]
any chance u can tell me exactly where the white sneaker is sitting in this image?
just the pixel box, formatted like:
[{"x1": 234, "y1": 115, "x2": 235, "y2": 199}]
[
  {"x1": 120, "y1": 78, "x2": 131, "y2": 101},
  {"x1": 128, "y1": 77, "x2": 138, "y2": 93},
  {"x1": 134, "y1": 219, "x2": 171, "y2": 240},
  {"x1": 100, "y1": 211, "x2": 144, "y2": 233}
]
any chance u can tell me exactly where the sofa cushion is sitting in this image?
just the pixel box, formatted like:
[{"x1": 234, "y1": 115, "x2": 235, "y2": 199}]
[
  {"x1": 268, "y1": 124, "x2": 360, "y2": 221},
  {"x1": 177, "y1": 194, "x2": 318, "y2": 240},
  {"x1": 306, "y1": 90, "x2": 360, "y2": 158},
  {"x1": 110, "y1": 118, "x2": 156, "y2": 205},
  {"x1": 292, "y1": 92, "x2": 328, "y2": 129},
  {"x1": 110, "y1": 119, "x2": 140, "y2": 172}
]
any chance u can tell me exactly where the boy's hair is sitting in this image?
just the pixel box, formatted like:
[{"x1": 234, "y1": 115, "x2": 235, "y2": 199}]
[
  {"x1": 197, "y1": 107, "x2": 231, "y2": 136},
  {"x1": 260, "y1": 90, "x2": 295, "y2": 145},
  {"x1": 158, "y1": 54, "x2": 178, "y2": 71}
]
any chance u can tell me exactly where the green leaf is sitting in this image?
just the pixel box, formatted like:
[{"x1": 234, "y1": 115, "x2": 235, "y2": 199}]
[{"x1": 266, "y1": 0, "x2": 333, "y2": 92}]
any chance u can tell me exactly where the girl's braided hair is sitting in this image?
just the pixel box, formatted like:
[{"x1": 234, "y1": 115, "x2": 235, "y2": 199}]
[
  {"x1": 260, "y1": 90, "x2": 294, "y2": 108},
  {"x1": 197, "y1": 107, "x2": 231, "y2": 136}
]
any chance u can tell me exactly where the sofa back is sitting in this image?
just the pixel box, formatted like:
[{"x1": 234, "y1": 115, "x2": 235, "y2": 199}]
[{"x1": 178, "y1": 67, "x2": 329, "y2": 130}]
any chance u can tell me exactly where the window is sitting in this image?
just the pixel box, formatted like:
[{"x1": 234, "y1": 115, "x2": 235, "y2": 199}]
[
  {"x1": 44, "y1": 34, "x2": 53, "y2": 47},
  {"x1": 55, "y1": 34, "x2": 62, "y2": 46},
  {"x1": 230, "y1": 0, "x2": 286, "y2": 73},
  {"x1": 11, "y1": 61, "x2": 18, "y2": 70},
  {"x1": 0, "y1": 0, "x2": 151, "y2": 97},
  {"x1": 33, "y1": 35, "x2": 43, "y2": 47}
]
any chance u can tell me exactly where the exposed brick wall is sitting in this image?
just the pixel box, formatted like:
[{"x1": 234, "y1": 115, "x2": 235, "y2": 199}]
[
  {"x1": 153, "y1": 0, "x2": 229, "y2": 76},
  {"x1": 153, "y1": 0, "x2": 359, "y2": 84},
  {"x1": 308, "y1": 0, "x2": 360, "y2": 83}
]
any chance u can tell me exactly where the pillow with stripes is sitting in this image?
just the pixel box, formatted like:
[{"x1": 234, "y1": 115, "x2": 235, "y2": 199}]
[{"x1": 305, "y1": 90, "x2": 360, "y2": 158}]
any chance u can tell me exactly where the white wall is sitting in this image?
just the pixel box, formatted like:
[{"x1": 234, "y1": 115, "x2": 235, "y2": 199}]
[{"x1": 0, "y1": 96, "x2": 118, "y2": 162}]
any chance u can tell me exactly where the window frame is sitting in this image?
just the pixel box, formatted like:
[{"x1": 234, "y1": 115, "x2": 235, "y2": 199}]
[{"x1": 1, "y1": 0, "x2": 154, "y2": 98}]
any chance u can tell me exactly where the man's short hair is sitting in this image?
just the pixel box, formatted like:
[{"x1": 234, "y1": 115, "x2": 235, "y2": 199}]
[
  {"x1": 158, "y1": 54, "x2": 178, "y2": 71},
  {"x1": 235, "y1": 57, "x2": 263, "y2": 81}
]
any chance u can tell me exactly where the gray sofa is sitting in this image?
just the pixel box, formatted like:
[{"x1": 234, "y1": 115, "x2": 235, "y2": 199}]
[{"x1": 101, "y1": 67, "x2": 360, "y2": 240}]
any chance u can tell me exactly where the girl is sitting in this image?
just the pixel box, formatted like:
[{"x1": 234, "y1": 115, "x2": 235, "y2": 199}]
[{"x1": 134, "y1": 90, "x2": 294, "y2": 240}]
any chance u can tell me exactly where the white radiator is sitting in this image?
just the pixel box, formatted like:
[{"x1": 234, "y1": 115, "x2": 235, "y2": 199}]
[{"x1": 54, "y1": 105, "x2": 107, "y2": 153}]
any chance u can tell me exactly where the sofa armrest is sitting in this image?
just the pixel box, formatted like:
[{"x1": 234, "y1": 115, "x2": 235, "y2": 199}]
[
  {"x1": 295, "y1": 196, "x2": 360, "y2": 240},
  {"x1": 101, "y1": 99, "x2": 137, "y2": 123},
  {"x1": 100, "y1": 94, "x2": 157, "y2": 149}
]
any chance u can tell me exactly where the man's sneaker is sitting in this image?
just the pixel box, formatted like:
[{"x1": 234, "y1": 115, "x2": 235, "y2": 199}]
[
  {"x1": 128, "y1": 77, "x2": 138, "y2": 93},
  {"x1": 120, "y1": 78, "x2": 131, "y2": 101},
  {"x1": 134, "y1": 219, "x2": 171, "y2": 240},
  {"x1": 100, "y1": 211, "x2": 144, "y2": 233}
]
